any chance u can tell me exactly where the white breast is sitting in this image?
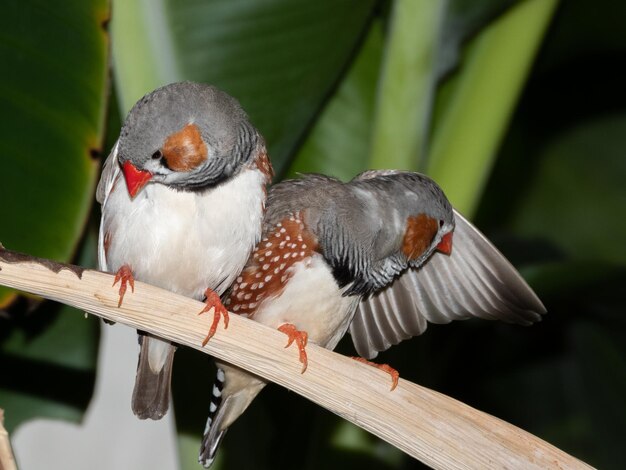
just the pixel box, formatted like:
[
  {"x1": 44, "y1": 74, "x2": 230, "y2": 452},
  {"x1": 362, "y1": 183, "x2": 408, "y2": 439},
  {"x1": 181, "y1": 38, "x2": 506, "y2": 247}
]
[
  {"x1": 100, "y1": 167, "x2": 266, "y2": 300},
  {"x1": 251, "y1": 255, "x2": 360, "y2": 349}
]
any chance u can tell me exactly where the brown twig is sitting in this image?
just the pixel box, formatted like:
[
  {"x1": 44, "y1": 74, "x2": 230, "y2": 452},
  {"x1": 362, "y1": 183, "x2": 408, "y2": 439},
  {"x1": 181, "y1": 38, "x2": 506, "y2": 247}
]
[{"x1": 0, "y1": 248, "x2": 593, "y2": 469}]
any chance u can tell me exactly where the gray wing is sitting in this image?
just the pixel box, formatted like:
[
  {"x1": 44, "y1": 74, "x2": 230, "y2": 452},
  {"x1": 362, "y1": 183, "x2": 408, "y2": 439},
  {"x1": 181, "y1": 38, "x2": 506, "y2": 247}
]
[
  {"x1": 96, "y1": 141, "x2": 121, "y2": 271},
  {"x1": 349, "y1": 209, "x2": 546, "y2": 359}
]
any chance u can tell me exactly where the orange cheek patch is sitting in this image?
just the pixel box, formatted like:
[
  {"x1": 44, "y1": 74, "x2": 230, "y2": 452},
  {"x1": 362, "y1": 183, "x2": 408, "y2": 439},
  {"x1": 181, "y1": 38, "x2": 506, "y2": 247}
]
[
  {"x1": 162, "y1": 123, "x2": 208, "y2": 171},
  {"x1": 401, "y1": 214, "x2": 439, "y2": 260}
]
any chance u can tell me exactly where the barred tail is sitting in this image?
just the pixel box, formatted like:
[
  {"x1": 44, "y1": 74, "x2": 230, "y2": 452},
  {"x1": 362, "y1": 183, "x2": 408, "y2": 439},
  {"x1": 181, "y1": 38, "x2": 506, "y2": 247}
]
[
  {"x1": 199, "y1": 368, "x2": 227, "y2": 468},
  {"x1": 198, "y1": 365, "x2": 267, "y2": 468}
]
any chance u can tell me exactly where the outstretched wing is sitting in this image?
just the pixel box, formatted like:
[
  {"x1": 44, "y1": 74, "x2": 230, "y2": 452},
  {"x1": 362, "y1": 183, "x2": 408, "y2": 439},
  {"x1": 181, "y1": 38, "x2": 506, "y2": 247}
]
[{"x1": 349, "y1": 209, "x2": 546, "y2": 359}]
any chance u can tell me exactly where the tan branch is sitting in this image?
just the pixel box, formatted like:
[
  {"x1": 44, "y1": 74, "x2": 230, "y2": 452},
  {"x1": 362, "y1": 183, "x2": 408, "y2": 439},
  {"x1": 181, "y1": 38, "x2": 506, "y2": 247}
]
[
  {"x1": 0, "y1": 249, "x2": 592, "y2": 469},
  {"x1": 0, "y1": 409, "x2": 17, "y2": 470}
]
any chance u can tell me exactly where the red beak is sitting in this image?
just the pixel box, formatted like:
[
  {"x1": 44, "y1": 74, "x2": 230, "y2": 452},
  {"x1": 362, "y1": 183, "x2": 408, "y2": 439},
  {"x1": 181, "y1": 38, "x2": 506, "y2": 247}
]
[
  {"x1": 436, "y1": 231, "x2": 453, "y2": 255},
  {"x1": 122, "y1": 161, "x2": 153, "y2": 198}
]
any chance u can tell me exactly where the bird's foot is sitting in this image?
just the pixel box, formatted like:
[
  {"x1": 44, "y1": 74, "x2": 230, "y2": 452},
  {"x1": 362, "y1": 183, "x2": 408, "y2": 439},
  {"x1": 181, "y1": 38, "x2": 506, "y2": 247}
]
[
  {"x1": 278, "y1": 323, "x2": 308, "y2": 373},
  {"x1": 351, "y1": 357, "x2": 399, "y2": 391},
  {"x1": 112, "y1": 264, "x2": 134, "y2": 307},
  {"x1": 199, "y1": 288, "x2": 229, "y2": 346}
]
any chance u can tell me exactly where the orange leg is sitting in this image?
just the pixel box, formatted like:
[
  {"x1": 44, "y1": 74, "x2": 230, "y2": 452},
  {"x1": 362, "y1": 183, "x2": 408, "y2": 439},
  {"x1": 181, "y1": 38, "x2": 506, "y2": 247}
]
[
  {"x1": 351, "y1": 357, "x2": 399, "y2": 391},
  {"x1": 199, "y1": 288, "x2": 229, "y2": 346},
  {"x1": 278, "y1": 323, "x2": 308, "y2": 373},
  {"x1": 112, "y1": 264, "x2": 134, "y2": 307}
]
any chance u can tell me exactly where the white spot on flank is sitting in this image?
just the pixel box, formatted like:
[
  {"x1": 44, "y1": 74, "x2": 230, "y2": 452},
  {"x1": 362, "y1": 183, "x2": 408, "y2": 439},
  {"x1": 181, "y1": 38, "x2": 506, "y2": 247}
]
[
  {"x1": 280, "y1": 263, "x2": 286, "y2": 270},
  {"x1": 255, "y1": 272, "x2": 262, "y2": 278},
  {"x1": 232, "y1": 305, "x2": 240, "y2": 312},
  {"x1": 265, "y1": 242, "x2": 272, "y2": 247},
  {"x1": 285, "y1": 236, "x2": 291, "y2": 241},
  {"x1": 244, "y1": 293, "x2": 252, "y2": 300},
  {"x1": 236, "y1": 276, "x2": 243, "y2": 283},
  {"x1": 291, "y1": 253, "x2": 298, "y2": 258},
  {"x1": 302, "y1": 244, "x2": 307, "y2": 249},
  {"x1": 259, "y1": 257, "x2": 265, "y2": 262},
  {"x1": 210, "y1": 402, "x2": 217, "y2": 412},
  {"x1": 236, "y1": 292, "x2": 244, "y2": 300},
  {"x1": 300, "y1": 251, "x2": 305, "y2": 256},
  {"x1": 264, "y1": 275, "x2": 272, "y2": 282},
  {"x1": 251, "y1": 283, "x2": 259, "y2": 290},
  {"x1": 283, "y1": 254, "x2": 290, "y2": 259},
  {"x1": 248, "y1": 302, "x2": 257, "y2": 309},
  {"x1": 279, "y1": 241, "x2": 286, "y2": 248},
  {"x1": 280, "y1": 228, "x2": 286, "y2": 233},
  {"x1": 212, "y1": 385, "x2": 222, "y2": 397},
  {"x1": 240, "y1": 282, "x2": 247, "y2": 289},
  {"x1": 217, "y1": 369, "x2": 225, "y2": 381},
  {"x1": 265, "y1": 250, "x2": 272, "y2": 256},
  {"x1": 274, "y1": 267, "x2": 280, "y2": 274},
  {"x1": 258, "y1": 282, "x2": 264, "y2": 288},
  {"x1": 272, "y1": 256, "x2": 280, "y2": 262}
]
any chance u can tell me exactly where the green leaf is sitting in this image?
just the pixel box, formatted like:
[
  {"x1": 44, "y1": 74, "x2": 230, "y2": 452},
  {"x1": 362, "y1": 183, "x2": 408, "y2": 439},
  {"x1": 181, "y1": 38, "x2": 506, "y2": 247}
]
[
  {"x1": 0, "y1": 304, "x2": 100, "y2": 432},
  {"x1": 112, "y1": 0, "x2": 377, "y2": 175},
  {"x1": 368, "y1": 0, "x2": 532, "y2": 172},
  {"x1": 0, "y1": 227, "x2": 101, "y2": 432},
  {"x1": 0, "y1": 0, "x2": 110, "y2": 305},
  {"x1": 427, "y1": 0, "x2": 558, "y2": 215},
  {"x1": 512, "y1": 114, "x2": 626, "y2": 265},
  {"x1": 287, "y1": 20, "x2": 384, "y2": 181},
  {"x1": 368, "y1": 0, "x2": 444, "y2": 170}
]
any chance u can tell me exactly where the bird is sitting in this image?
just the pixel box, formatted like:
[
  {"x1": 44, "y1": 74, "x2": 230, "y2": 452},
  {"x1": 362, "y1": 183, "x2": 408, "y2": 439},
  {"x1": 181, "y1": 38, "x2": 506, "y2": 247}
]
[
  {"x1": 96, "y1": 81, "x2": 273, "y2": 420},
  {"x1": 197, "y1": 169, "x2": 546, "y2": 467}
]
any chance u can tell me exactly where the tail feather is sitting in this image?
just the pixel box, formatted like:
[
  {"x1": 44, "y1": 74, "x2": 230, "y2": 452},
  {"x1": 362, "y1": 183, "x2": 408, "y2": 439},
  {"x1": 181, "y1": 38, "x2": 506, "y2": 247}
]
[
  {"x1": 131, "y1": 334, "x2": 176, "y2": 420},
  {"x1": 198, "y1": 365, "x2": 267, "y2": 468},
  {"x1": 199, "y1": 367, "x2": 227, "y2": 468}
]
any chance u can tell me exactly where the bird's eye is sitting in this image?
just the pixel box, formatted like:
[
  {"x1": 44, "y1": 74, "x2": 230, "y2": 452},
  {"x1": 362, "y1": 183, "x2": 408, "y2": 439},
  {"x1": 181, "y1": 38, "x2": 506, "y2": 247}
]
[
  {"x1": 439, "y1": 220, "x2": 444, "y2": 227},
  {"x1": 151, "y1": 150, "x2": 162, "y2": 160}
]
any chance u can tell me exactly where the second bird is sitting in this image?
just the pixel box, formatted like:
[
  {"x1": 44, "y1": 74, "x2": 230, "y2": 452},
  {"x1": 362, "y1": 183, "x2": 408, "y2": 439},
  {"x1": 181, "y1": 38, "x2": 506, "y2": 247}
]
[
  {"x1": 199, "y1": 169, "x2": 546, "y2": 467},
  {"x1": 97, "y1": 82, "x2": 272, "y2": 419}
]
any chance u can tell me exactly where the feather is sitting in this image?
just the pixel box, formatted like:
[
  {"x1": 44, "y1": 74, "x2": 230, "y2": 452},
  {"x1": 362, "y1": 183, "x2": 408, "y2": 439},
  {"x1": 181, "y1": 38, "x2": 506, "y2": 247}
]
[
  {"x1": 131, "y1": 334, "x2": 176, "y2": 420},
  {"x1": 96, "y1": 140, "x2": 120, "y2": 271},
  {"x1": 350, "y1": 210, "x2": 546, "y2": 359},
  {"x1": 199, "y1": 364, "x2": 266, "y2": 468}
]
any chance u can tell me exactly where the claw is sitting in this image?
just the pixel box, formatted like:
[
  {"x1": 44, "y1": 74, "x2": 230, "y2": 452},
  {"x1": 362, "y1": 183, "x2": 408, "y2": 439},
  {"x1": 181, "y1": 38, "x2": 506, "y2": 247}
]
[
  {"x1": 351, "y1": 357, "x2": 399, "y2": 391},
  {"x1": 278, "y1": 323, "x2": 308, "y2": 373},
  {"x1": 112, "y1": 264, "x2": 134, "y2": 307},
  {"x1": 199, "y1": 288, "x2": 229, "y2": 346}
]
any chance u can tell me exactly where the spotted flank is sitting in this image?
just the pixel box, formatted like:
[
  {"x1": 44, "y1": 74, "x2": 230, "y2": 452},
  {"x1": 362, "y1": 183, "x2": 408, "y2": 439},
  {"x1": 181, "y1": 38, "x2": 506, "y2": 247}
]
[
  {"x1": 199, "y1": 368, "x2": 226, "y2": 468},
  {"x1": 225, "y1": 213, "x2": 319, "y2": 316}
]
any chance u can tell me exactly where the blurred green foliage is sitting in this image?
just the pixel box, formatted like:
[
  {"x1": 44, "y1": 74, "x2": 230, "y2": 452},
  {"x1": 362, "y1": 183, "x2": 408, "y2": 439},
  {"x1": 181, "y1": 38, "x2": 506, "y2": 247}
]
[
  {"x1": 0, "y1": 0, "x2": 108, "y2": 430},
  {"x1": 1, "y1": 0, "x2": 625, "y2": 469}
]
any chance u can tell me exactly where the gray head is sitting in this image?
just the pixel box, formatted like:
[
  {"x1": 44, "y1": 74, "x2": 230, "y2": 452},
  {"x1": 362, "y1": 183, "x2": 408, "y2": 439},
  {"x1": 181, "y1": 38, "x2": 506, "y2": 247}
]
[
  {"x1": 351, "y1": 169, "x2": 455, "y2": 256},
  {"x1": 116, "y1": 82, "x2": 261, "y2": 196}
]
